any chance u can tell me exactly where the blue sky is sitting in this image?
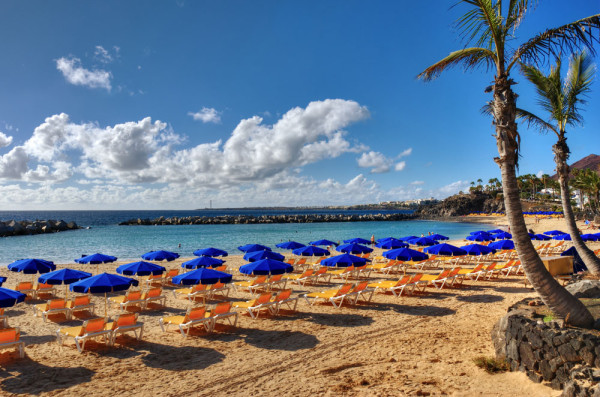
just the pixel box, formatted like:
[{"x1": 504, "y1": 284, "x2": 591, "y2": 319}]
[{"x1": 0, "y1": 1, "x2": 598, "y2": 209}]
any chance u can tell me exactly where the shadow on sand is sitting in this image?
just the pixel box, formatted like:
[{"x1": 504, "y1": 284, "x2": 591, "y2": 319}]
[{"x1": 455, "y1": 294, "x2": 504, "y2": 303}]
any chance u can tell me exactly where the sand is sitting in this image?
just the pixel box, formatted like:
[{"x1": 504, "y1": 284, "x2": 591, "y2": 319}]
[{"x1": 0, "y1": 216, "x2": 598, "y2": 396}]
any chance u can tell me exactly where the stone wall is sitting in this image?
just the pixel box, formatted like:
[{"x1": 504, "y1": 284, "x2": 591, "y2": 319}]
[
  {"x1": 0, "y1": 220, "x2": 80, "y2": 237},
  {"x1": 493, "y1": 301, "x2": 600, "y2": 396}
]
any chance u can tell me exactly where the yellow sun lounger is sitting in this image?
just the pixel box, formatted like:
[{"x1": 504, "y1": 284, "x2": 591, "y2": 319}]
[
  {"x1": 304, "y1": 283, "x2": 354, "y2": 308},
  {"x1": 284, "y1": 269, "x2": 314, "y2": 286},
  {"x1": 34, "y1": 282, "x2": 56, "y2": 298},
  {"x1": 159, "y1": 306, "x2": 212, "y2": 337},
  {"x1": 57, "y1": 317, "x2": 112, "y2": 353},
  {"x1": 15, "y1": 282, "x2": 35, "y2": 299},
  {"x1": 269, "y1": 289, "x2": 299, "y2": 315},
  {"x1": 414, "y1": 269, "x2": 453, "y2": 291},
  {"x1": 207, "y1": 302, "x2": 238, "y2": 330},
  {"x1": 67, "y1": 295, "x2": 95, "y2": 316},
  {"x1": 142, "y1": 287, "x2": 166, "y2": 309},
  {"x1": 109, "y1": 290, "x2": 144, "y2": 311},
  {"x1": 105, "y1": 313, "x2": 143, "y2": 345},
  {"x1": 34, "y1": 298, "x2": 72, "y2": 322},
  {"x1": 173, "y1": 283, "x2": 209, "y2": 302},
  {"x1": 0, "y1": 327, "x2": 24, "y2": 358},
  {"x1": 234, "y1": 275, "x2": 268, "y2": 293},
  {"x1": 0, "y1": 308, "x2": 7, "y2": 328},
  {"x1": 233, "y1": 292, "x2": 273, "y2": 319},
  {"x1": 344, "y1": 281, "x2": 375, "y2": 304},
  {"x1": 368, "y1": 274, "x2": 414, "y2": 297}
]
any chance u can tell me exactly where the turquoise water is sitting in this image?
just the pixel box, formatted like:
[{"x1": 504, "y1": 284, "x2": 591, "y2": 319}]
[{"x1": 0, "y1": 218, "x2": 494, "y2": 265}]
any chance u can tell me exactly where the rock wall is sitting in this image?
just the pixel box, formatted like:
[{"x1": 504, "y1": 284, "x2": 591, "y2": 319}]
[
  {"x1": 414, "y1": 192, "x2": 504, "y2": 218},
  {"x1": 493, "y1": 298, "x2": 600, "y2": 396},
  {"x1": 0, "y1": 220, "x2": 80, "y2": 237}
]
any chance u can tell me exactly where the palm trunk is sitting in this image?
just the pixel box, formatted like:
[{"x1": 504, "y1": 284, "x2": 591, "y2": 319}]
[
  {"x1": 553, "y1": 138, "x2": 600, "y2": 274},
  {"x1": 493, "y1": 75, "x2": 594, "y2": 328}
]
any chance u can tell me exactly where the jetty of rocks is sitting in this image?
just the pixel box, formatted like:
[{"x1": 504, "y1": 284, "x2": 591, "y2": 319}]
[{"x1": 0, "y1": 220, "x2": 80, "y2": 237}]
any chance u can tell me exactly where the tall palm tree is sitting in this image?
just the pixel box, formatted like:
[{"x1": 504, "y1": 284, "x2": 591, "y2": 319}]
[
  {"x1": 572, "y1": 168, "x2": 600, "y2": 213},
  {"x1": 418, "y1": 1, "x2": 600, "y2": 327},
  {"x1": 518, "y1": 52, "x2": 600, "y2": 273}
]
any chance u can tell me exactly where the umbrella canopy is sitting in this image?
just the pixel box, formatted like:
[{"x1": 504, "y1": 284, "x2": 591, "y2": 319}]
[
  {"x1": 407, "y1": 237, "x2": 438, "y2": 246},
  {"x1": 0, "y1": 277, "x2": 6, "y2": 287},
  {"x1": 75, "y1": 253, "x2": 118, "y2": 264},
  {"x1": 376, "y1": 236, "x2": 396, "y2": 243},
  {"x1": 8, "y1": 258, "x2": 56, "y2": 274},
  {"x1": 292, "y1": 246, "x2": 330, "y2": 257},
  {"x1": 336, "y1": 243, "x2": 373, "y2": 254},
  {"x1": 487, "y1": 229, "x2": 505, "y2": 234},
  {"x1": 237, "y1": 244, "x2": 272, "y2": 253},
  {"x1": 553, "y1": 233, "x2": 572, "y2": 241},
  {"x1": 38, "y1": 269, "x2": 92, "y2": 285},
  {"x1": 493, "y1": 231, "x2": 512, "y2": 240},
  {"x1": 398, "y1": 235, "x2": 419, "y2": 242},
  {"x1": 469, "y1": 230, "x2": 488, "y2": 235},
  {"x1": 466, "y1": 233, "x2": 495, "y2": 242},
  {"x1": 0, "y1": 287, "x2": 26, "y2": 308},
  {"x1": 70, "y1": 273, "x2": 138, "y2": 294},
  {"x1": 533, "y1": 233, "x2": 552, "y2": 241},
  {"x1": 375, "y1": 238, "x2": 408, "y2": 249},
  {"x1": 544, "y1": 230, "x2": 566, "y2": 236},
  {"x1": 488, "y1": 240, "x2": 515, "y2": 250},
  {"x1": 460, "y1": 244, "x2": 497, "y2": 256},
  {"x1": 581, "y1": 234, "x2": 600, "y2": 242},
  {"x1": 429, "y1": 234, "x2": 449, "y2": 241},
  {"x1": 275, "y1": 241, "x2": 306, "y2": 250},
  {"x1": 321, "y1": 253, "x2": 369, "y2": 268},
  {"x1": 116, "y1": 261, "x2": 166, "y2": 276},
  {"x1": 239, "y1": 259, "x2": 293, "y2": 276},
  {"x1": 243, "y1": 250, "x2": 285, "y2": 262},
  {"x1": 308, "y1": 239, "x2": 338, "y2": 246},
  {"x1": 343, "y1": 237, "x2": 371, "y2": 245},
  {"x1": 181, "y1": 256, "x2": 224, "y2": 269},
  {"x1": 141, "y1": 250, "x2": 180, "y2": 262},
  {"x1": 193, "y1": 247, "x2": 228, "y2": 257},
  {"x1": 424, "y1": 243, "x2": 467, "y2": 256},
  {"x1": 171, "y1": 268, "x2": 233, "y2": 285},
  {"x1": 383, "y1": 248, "x2": 429, "y2": 261}
]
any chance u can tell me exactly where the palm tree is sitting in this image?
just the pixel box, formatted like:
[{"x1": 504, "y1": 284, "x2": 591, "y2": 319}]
[
  {"x1": 572, "y1": 168, "x2": 600, "y2": 214},
  {"x1": 418, "y1": 1, "x2": 600, "y2": 327},
  {"x1": 518, "y1": 52, "x2": 600, "y2": 273}
]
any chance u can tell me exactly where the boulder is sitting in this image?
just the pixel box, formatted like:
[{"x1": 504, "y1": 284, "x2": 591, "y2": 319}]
[{"x1": 565, "y1": 280, "x2": 600, "y2": 299}]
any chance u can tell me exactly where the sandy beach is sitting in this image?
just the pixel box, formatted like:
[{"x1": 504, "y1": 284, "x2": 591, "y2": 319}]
[{"x1": 0, "y1": 216, "x2": 598, "y2": 396}]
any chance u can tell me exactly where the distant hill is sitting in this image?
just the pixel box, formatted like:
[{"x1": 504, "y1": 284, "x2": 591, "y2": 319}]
[{"x1": 552, "y1": 153, "x2": 600, "y2": 179}]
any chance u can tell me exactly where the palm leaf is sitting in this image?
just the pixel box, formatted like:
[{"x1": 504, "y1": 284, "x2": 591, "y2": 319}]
[
  {"x1": 505, "y1": 0, "x2": 535, "y2": 32},
  {"x1": 515, "y1": 108, "x2": 558, "y2": 136},
  {"x1": 418, "y1": 47, "x2": 496, "y2": 81},
  {"x1": 454, "y1": 0, "x2": 503, "y2": 49},
  {"x1": 564, "y1": 52, "x2": 596, "y2": 127}
]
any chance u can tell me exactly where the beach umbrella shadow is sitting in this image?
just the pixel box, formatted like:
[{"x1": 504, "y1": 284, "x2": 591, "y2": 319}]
[
  {"x1": 388, "y1": 304, "x2": 456, "y2": 317},
  {"x1": 0, "y1": 358, "x2": 94, "y2": 395},
  {"x1": 140, "y1": 342, "x2": 225, "y2": 371},
  {"x1": 242, "y1": 329, "x2": 319, "y2": 351},
  {"x1": 455, "y1": 294, "x2": 504, "y2": 303},
  {"x1": 308, "y1": 313, "x2": 374, "y2": 328}
]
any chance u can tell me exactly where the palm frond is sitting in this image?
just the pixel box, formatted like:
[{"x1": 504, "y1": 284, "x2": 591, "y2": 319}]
[
  {"x1": 418, "y1": 47, "x2": 496, "y2": 81},
  {"x1": 519, "y1": 62, "x2": 562, "y2": 120},
  {"x1": 515, "y1": 108, "x2": 558, "y2": 136},
  {"x1": 505, "y1": 0, "x2": 535, "y2": 33},
  {"x1": 508, "y1": 14, "x2": 600, "y2": 71},
  {"x1": 454, "y1": 0, "x2": 503, "y2": 50},
  {"x1": 564, "y1": 52, "x2": 596, "y2": 127}
]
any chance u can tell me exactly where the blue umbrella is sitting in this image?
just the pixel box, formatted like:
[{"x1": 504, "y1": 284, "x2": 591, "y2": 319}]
[
  {"x1": 376, "y1": 236, "x2": 396, "y2": 243},
  {"x1": 375, "y1": 238, "x2": 408, "y2": 249},
  {"x1": 466, "y1": 233, "x2": 495, "y2": 242},
  {"x1": 460, "y1": 244, "x2": 497, "y2": 256},
  {"x1": 343, "y1": 237, "x2": 371, "y2": 245},
  {"x1": 181, "y1": 256, "x2": 224, "y2": 269},
  {"x1": 0, "y1": 287, "x2": 26, "y2": 308},
  {"x1": 308, "y1": 239, "x2": 338, "y2": 246},
  {"x1": 237, "y1": 244, "x2": 272, "y2": 253},
  {"x1": 383, "y1": 248, "x2": 429, "y2": 261},
  {"x1": 193, "y1": 247, "x2": 228, "y2": 257},
  {"x1": 553, "y1": 233, "x2": 572, "y2": 241},
  {"x1": 75, "y1": 253, "x2": 117, "y2": 264},
  {"x1": 469, "y1": 230, "x2": 488, "y2": 235},
  {"x1": 239, "y1": 259, "x2": 293, "y2": 276},
  {"x1": 493, "y1": 231, "x2": 512, "y2": 240},
  {"x1": 489, "y1": 240, "x2": 515, "y2": 250},
  {"x1": 533, "y1": 233, "x2": 552, "y2": 241},
  {"x1": 116, "y1": 261, "x2": 166, "y2": 276},
  {"x1": 321, "y1": 253, "x2": 368, "y2": 268},
  {"x1": 141, "y1": 250, "x2": 180, "y2": 262},
  {"x1": 243, "y1": 250, "x2": 285, "y2": 262},
  {"x1": 581, "y1": 234, "x2": 600, "y2": 242},
  {"x1": 0, "y1": 277, "x2": 6, "y2": 287},
  {"x1": 70, "y1": 273, "x2": 139, "y2": 316},
  {"x1": 38, "y1": 269, "x2": 92, "y2": 285},
  {"x1": 171, "y1": 268, "x2": 233, "y2": 285},
  {"x1": 429, "y1": 234, "x2": 449, "y2": 241},
  {"x1": 545, "y1": 230, "x2": 566, "y2": 236},
  {"x1": 275, "y1": 241, "x2": 306, "y2": 250},
  {"x1": 8, "y1": 258, "x2": 56, "y2": 275},
  {"x1": 336, "y1": 243, "x2": 373, "y2": 254},
  {"x1": 399, "y1": 235, "x2": 419, "y2": 242},
  {"x1": 424, "y1": 243, "x2": 467, "y2": 256},
  {"x1": 292, "y1": 246, "x2": 330, "y2": 257},
  {"x1": 407, "y1": 237, "x2": 438, "y2": 246},
  {"x1": 487, "y1": 229, "x2": 505, "y2": 234}
]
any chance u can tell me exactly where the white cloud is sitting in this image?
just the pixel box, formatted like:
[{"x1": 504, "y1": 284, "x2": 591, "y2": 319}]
[
  {"x1": 394, "y1": 161, "x2": 406, "y2": 171},
  {"x1": 94, "y1": 45, "x2": 113, "y2": 63},
  {"x1": 357, "y1": 151, "x2": 392, "y2": 173},
  {"x1": 188, "y1": 107, "x2": 221, "y2": 124},
  {"x1": 56, "y1": 57, "x2": 112, "y2": 91},
  {"x1": 410, "y1": 180, "x2": 425, "y2": 185},
  {"x1": 0, "y1": 147, "x2": 29, "y2": 179},
  {"x1": 399, "y1": 148, "x2": 412, "y2": 157},
  {"x1": 0, "y1": 132, "x2": 13, "y2": 148},
  {"x1": 536, "y1": 170, "x2": 544, "y2": 178}
]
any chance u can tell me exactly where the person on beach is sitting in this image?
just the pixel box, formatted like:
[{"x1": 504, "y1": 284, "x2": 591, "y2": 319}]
[{"x1": 370, "y1": 235, "x2": 375, "y2": 245}]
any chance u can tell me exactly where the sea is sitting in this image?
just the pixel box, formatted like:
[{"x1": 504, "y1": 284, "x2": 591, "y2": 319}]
[{"x1": 0, "y1": 209, "x2": 495, "y2": 266}]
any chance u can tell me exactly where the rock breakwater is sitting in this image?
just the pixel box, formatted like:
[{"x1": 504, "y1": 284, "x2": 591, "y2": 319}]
[
  {"x1": 119, "y1": 213, "x2": 416, "y2": 226},
  {"x1": 0, "y1": 219, "x2": 80, "y2": 237}
]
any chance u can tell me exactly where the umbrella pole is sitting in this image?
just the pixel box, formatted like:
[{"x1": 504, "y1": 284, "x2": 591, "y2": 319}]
[{"x1": 104, "y1": 292, "x2": 108, "y2": 318}]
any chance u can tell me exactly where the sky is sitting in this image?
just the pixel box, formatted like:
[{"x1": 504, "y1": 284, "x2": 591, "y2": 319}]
[{"x1": 0, "y1": 1, "x2": 598, "y2": 210}]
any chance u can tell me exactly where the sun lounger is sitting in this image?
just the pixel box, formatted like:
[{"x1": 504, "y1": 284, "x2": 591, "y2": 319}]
[
  {"x1": 264, "y1": 274, "x2": 287, "y2": 291},
  {"x1": 367, "y1": 260, "x2": 403, "y2": 275},
  {"x1": 233, "y1": 292, "x2": 273, "y2": 319},
  {"x1": 57, "y1": 317, "x2": 112, "y2": 352},
  {"x1": 268, "y1": 289, "x2": 299, "y2": 315},
  {"x1": 368, "y1": 274, "x2": 414, "y2": 297},
  {"x1": 141, "y1": 287, "x2": 166, "y2": 309},
  {"x1": 415, "y1": 269, "x2": 453, "y2": 290},
  {"x1": 304, "y1": 283, "x2": 354, "y2": 308},
  {"x1": 173, "y1": 283, "x2": 209, "y2": 302},
  {"x1": 160, "y1": 306, "x2": 212, "y2": 337},
  {"x1": 144, "y1": 274, "x2": 164, "y2": 287},
  {"x1": 15, "y1": 281, "x2": 35, "y2": 299},
  {"x1": 208, "y1": 282, "x2": 231, "y2": 298},
  {"x1": 284, "y1": 269, "x2": 314, "y2": 286},
  {"x1": 467, "y1": 263, "x2": 497, "y2": 281},
  {"x1": 67, "y1": 295, "x2": 96, "y2": 316},
  {"x1": 0, "y1": 328, "x2": 24, "y2": 358},
  {"x1": 0, "y1": 308, "x2": 7, "y2": 328},
  {"x1": 34, "y1": 298, "x2": 72, "y2": 322},
  {"x1": 213, "y1": 265, "x2": 227, "y2": 272},
  {"x1": 310, "y1": 267, "x2": 330, "y2": 284},
  {"x1": 325, "y1": 266, "x2": 354, "y2": 282},
  {"x1": 105, "y1": 313, "x2": 143, "y2": 345},
  {"x1": 345, "y1": 281, "x2": 374, "y2": 304},
  {"x1": 234, "y1": 275, "x2": 268, "y2": 293},
  {"x1": 109, "y1": 290, "x2": 145, "y2": 311},
  {"x1": 34, "y1": 282, "x2": 56, "y2": 298},
  {"x1": 164, "y1": 269, "x2": 180, "y2": 285},
  {"x1": 207, "y1": 302, "x2": 238, "y2": 330}
]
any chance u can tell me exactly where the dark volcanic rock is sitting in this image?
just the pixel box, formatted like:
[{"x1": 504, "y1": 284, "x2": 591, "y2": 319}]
[{"x1": 414, "y1": 192, "x2": 504, "y2": 218}]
